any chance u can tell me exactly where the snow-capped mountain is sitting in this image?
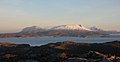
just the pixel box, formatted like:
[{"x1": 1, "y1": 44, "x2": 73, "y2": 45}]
[
  {"x1": 21, "y1": 24, "x2": 92, "y2": 34},
  {"x1": 21, "y1": 26, "x2": 45, "y2": 33},
  {"x1": 51, "y1": 24, "x2": 91, "y2": 31},
  {"x1": 21, "y1": 24, "x2": 114, "y2": 36},
  {"x1": 21, "y1": 24, "x2": 91, "y2": 32},
  {"x1": 0, "y1": 24, "x2": 119, "y2": 38}
]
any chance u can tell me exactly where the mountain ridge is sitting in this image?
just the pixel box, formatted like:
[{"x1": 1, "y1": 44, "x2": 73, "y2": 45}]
[
  {"x1": 50, "y1": 24, "x2": 91, "y2": 31},
  {"x1": 21, "y1": 24, "x2": 93, "y2": 33},
  {"x1": 0, "y1": 24, "x2": 119, "y2": 38}
]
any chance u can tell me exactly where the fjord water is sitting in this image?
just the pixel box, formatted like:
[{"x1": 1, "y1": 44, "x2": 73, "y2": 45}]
[{"x1": 0, "y1": 34, "x2": 120, "y2": 46}]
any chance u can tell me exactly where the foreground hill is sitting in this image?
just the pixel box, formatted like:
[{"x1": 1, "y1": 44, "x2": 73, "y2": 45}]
[{"x1": 0, "y1": 40, "x2": 120, "y2": 62}]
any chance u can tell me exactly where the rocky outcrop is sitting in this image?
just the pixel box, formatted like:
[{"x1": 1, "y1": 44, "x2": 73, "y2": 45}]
[{"x1": 0, "y1": 40, "x2": 119, "y2": 62}]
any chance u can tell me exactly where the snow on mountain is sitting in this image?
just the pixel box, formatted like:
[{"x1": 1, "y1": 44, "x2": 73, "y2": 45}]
[
  {"x1": 21, "y1": 26, "x2": 45, "y2": 33},
  {"x1": 51, "y1": 24, "x2": 91, "y2": 31},
  {"x1": 21, "y1": 24, "x2": 92, "y2": 33}
]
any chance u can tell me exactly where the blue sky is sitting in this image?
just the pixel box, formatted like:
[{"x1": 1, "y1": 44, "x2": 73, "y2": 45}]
[{"x1": 0, "y1": 0, "x2": 120, "y2": 33}]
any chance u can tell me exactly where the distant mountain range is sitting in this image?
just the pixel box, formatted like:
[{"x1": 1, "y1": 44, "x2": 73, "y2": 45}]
[
  {"x1": 21, "y1": 24, "x2": 91, "y2": 33},
  {"x1": 21, "y1": 24, "x2": 119, "y2": 34},
  {"x1": 0, "y1": 24, "x2": 119, "y2": 38}
]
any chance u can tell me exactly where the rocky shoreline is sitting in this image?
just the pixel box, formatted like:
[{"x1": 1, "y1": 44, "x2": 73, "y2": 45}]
[{"x1": 0, "y1": 40, "x2": 120, "y2": 62}]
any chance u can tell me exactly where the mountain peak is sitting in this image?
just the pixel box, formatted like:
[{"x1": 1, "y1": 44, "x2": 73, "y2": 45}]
[
  {"x1": 64, "y1": 24, "x2": 82, "y2": 27},
  {"x1": 21, "y1": 26, "x2": 44, "y2": 33},
  {"x1": 30, "y1": 26, "x2": 41, "y2": 29}
]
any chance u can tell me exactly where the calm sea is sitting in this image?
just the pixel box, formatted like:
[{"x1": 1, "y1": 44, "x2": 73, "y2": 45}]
[{"x1": 0, "y1": 34, "x2": 120, "y2": 46}]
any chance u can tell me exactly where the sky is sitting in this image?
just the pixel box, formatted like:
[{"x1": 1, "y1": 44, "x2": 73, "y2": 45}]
[{"x1": 0, "y1": 0, "x2": 120, "y2": 33}]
